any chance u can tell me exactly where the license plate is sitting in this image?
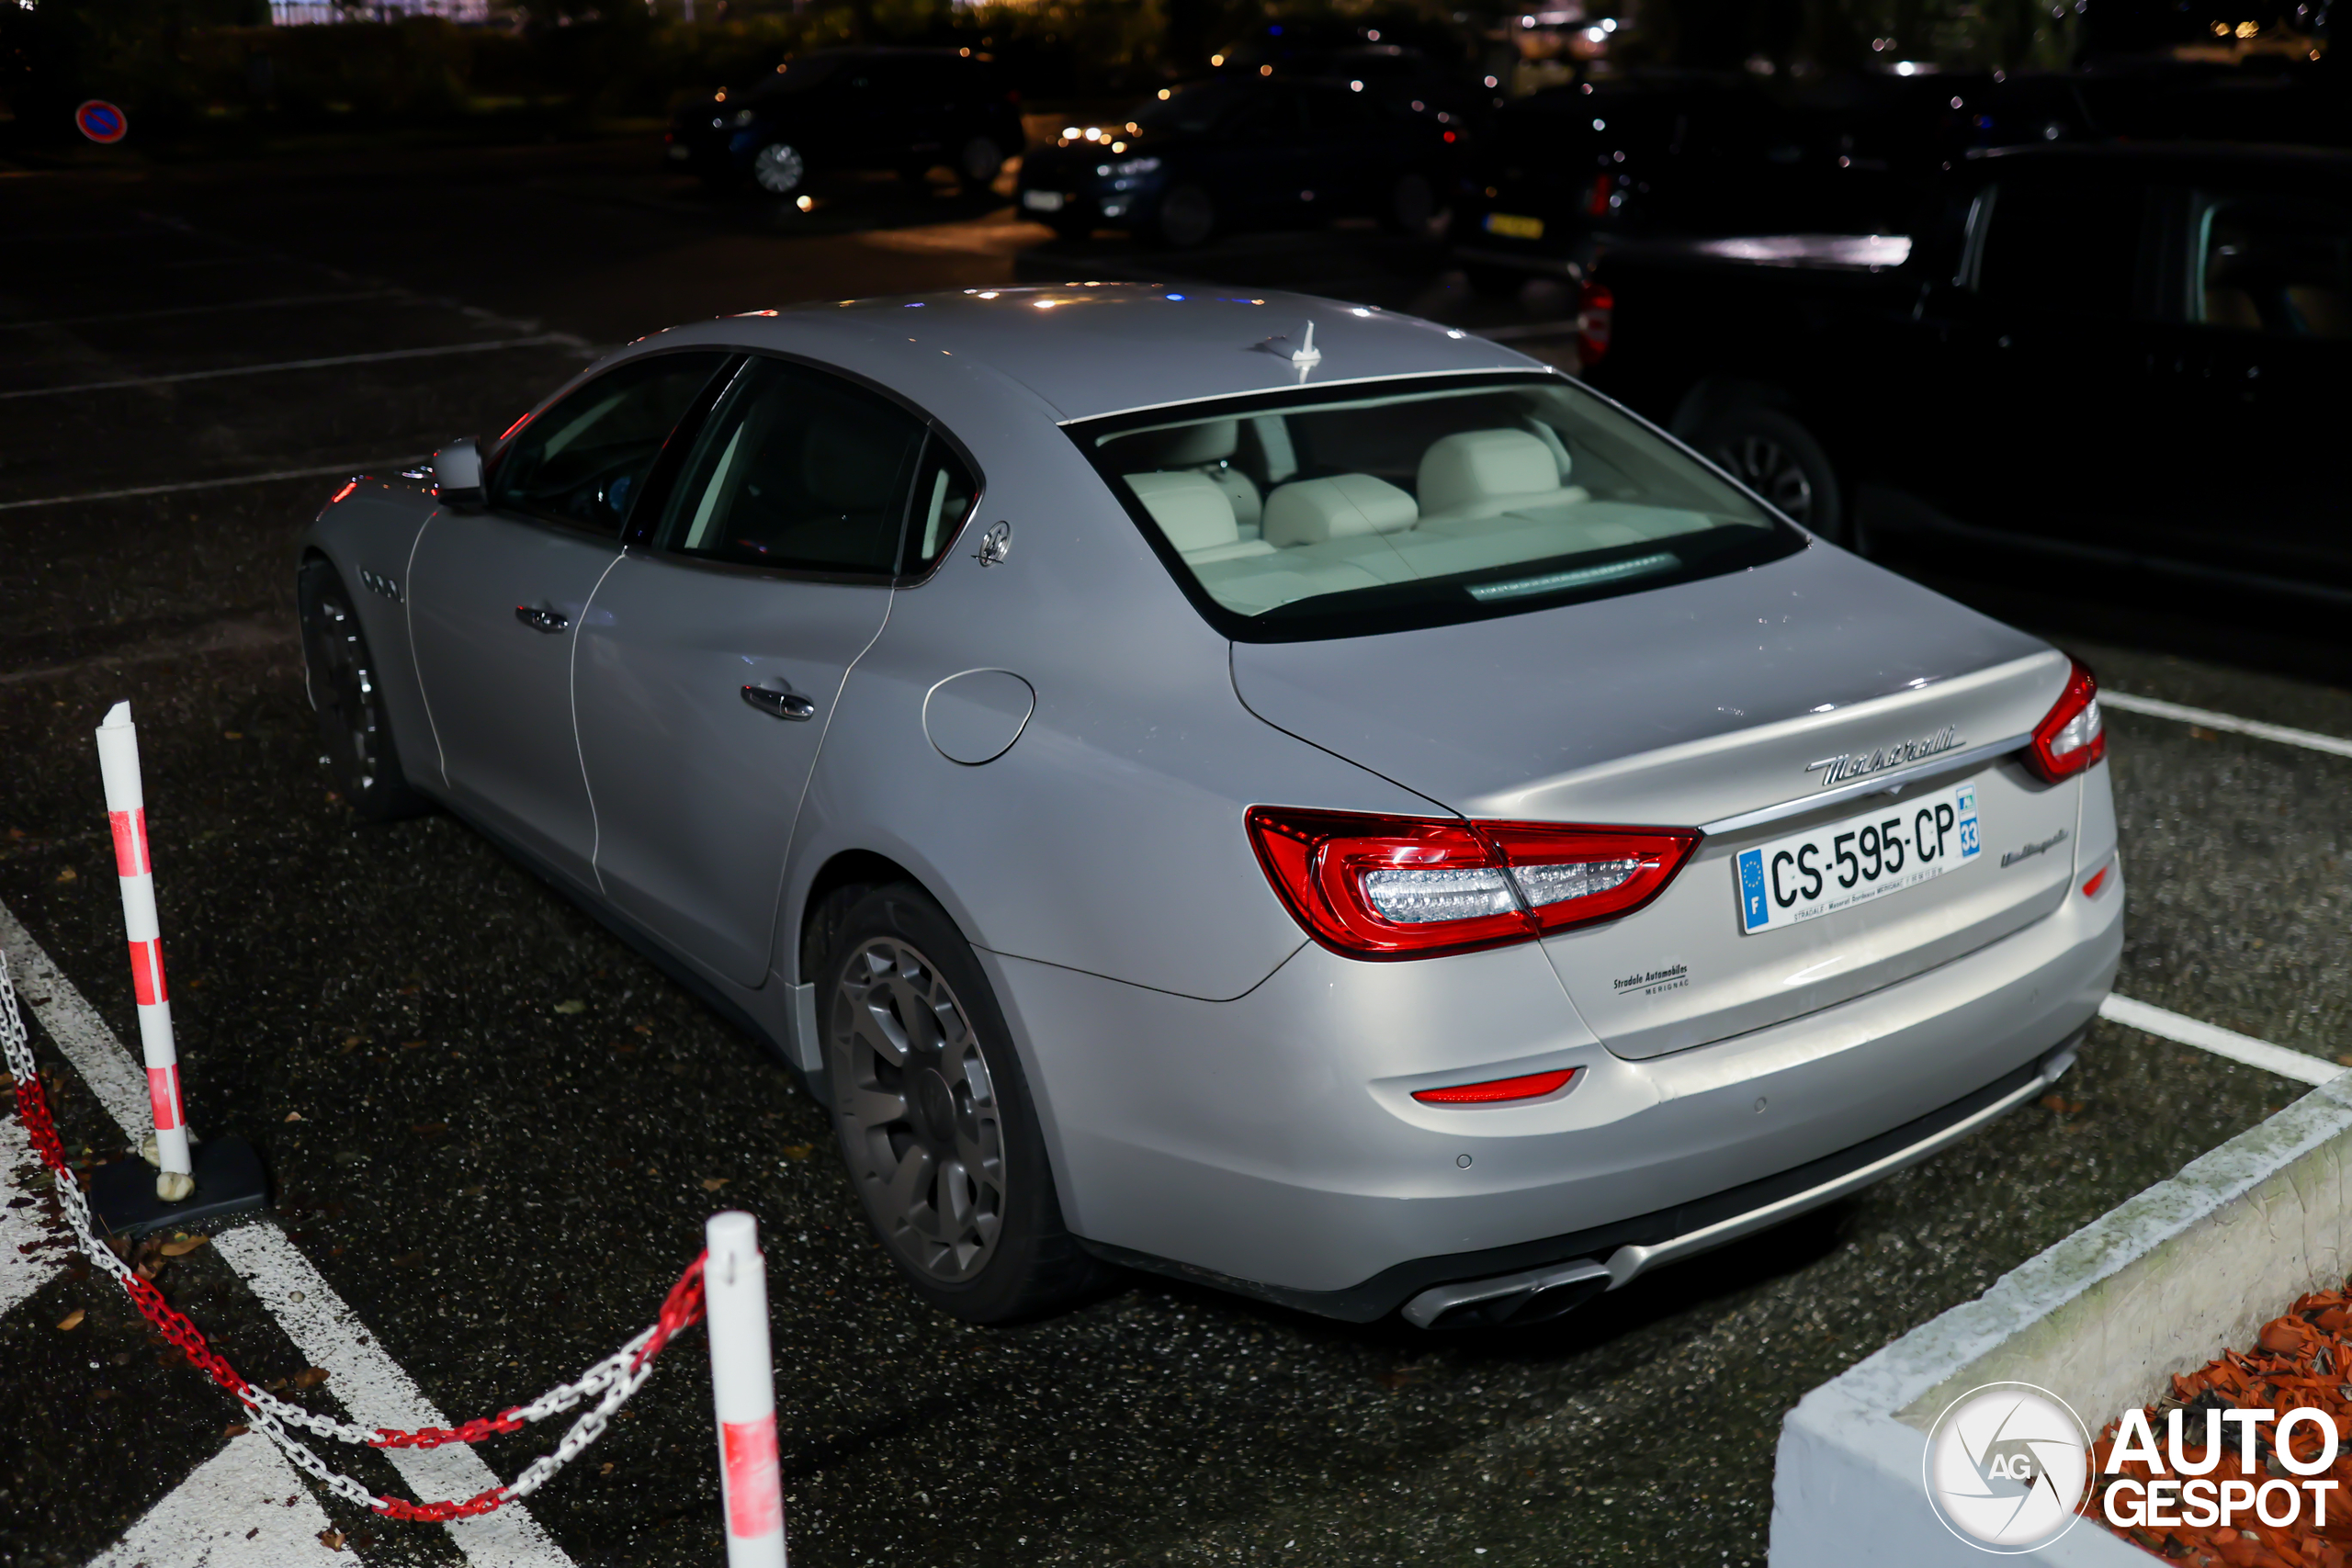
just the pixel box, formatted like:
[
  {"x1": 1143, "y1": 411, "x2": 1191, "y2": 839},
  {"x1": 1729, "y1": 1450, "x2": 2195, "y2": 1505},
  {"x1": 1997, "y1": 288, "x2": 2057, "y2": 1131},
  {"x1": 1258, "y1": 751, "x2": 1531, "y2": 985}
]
[
  {"x1": 1735, "y1": 781, "x2": 1982, "y2": 934},
  {"x1": 1022, "y1": 189, "x2": 1066, "y2": 212},
  {"x1": 1484, "y1": 211, "x2": 1544, "y2": 240}
]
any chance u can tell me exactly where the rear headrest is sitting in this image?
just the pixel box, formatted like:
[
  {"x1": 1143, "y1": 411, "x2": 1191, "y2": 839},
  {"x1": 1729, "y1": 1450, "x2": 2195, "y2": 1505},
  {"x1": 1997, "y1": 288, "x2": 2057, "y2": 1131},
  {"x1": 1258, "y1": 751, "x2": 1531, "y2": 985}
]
[
  {"x1": 1416, "y1": 429, "x2": 1562, "y2": 515},
  {"x1": 1125, "y1": 470, "x2": 1238, "y2": 554},
  {"x1": 1261, "y1": 474, "x2": 1418, "y2": 547},
  {"x1": 1108, "y1": 419, "x2": 1239, "y2": 469}
]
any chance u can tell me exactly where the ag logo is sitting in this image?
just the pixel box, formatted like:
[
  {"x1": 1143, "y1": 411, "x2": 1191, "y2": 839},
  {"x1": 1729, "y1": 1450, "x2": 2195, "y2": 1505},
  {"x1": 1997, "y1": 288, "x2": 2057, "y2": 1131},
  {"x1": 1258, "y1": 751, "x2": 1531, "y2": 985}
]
[{"x1": 1921, "y1": 1382, "x2": 2090, "y2": 1552}]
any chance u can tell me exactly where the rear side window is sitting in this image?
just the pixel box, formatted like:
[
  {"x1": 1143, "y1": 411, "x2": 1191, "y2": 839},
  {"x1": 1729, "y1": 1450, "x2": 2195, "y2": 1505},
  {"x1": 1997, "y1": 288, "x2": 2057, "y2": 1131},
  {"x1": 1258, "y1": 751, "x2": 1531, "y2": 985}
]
[
  {"x1": 901, "y1": 436, "x2": 980, "y2": 575},
  {"x1": 490, "y1": 353, "x2": 729, "y2": 536},
  {"x1": 2196, "y1": 191, "x2": 2352, "y2": 337},
  {"x1": 655, "y1": 357, "x2": 926, "y2": 576},
  {"x1": 1973, "y1": 177, "x2": 2146, "y2": 318}
]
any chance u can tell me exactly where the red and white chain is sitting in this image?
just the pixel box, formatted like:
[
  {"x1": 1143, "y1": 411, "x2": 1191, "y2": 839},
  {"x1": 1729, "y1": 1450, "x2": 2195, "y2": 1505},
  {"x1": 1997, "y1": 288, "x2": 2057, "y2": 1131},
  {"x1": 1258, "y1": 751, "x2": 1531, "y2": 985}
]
[{"x1": 1, "y1": 949, "x2": 707, "y2": 1521}]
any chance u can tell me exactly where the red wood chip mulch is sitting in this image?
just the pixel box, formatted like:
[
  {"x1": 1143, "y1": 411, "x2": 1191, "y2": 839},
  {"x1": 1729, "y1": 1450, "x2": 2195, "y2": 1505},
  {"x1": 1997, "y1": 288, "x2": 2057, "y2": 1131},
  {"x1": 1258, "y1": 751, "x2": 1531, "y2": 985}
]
[{"x1": 2091, "y1": 1283, "x2": 2352, "y2": 1567}]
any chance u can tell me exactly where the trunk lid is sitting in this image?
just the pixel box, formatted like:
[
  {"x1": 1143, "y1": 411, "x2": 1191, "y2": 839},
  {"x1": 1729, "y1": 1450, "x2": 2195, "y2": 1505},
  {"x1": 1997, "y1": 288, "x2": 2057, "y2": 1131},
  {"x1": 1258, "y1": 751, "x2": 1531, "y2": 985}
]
[{"x1": 1230, "y1": 545, "x2": 2079, "y2": 1058}]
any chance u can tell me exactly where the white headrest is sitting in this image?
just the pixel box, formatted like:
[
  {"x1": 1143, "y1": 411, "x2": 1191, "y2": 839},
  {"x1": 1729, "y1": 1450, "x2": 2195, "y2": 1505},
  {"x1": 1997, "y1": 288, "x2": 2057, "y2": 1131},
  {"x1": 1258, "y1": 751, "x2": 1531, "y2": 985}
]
[
  {"x1": 1115, "y1": 419, "x2": 1239, "y2": 468},
  {"x1": 1416, "y1": 429, "x2": 1562, "y2": 515},
  {"x1": 1261, "y1": 474, "x2": 1418, "y2": 547},
  {"x1": 1125, "y1": 470, "x2": 1238, "y2": 554}
]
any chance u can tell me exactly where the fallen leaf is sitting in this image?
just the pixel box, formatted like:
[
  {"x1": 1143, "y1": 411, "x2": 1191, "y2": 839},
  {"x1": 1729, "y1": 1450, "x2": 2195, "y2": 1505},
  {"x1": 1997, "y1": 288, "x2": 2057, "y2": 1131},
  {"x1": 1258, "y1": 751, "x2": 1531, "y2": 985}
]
[
  {"x1": 223, "y1": 731, "x2": 243, "y2": 741},
  {"x1": 460, "y1": 1184, "x2": 485, "y2": 1197},
  {"x1": 339, "y1": 1036, "x2": 362, "y2": 1053},
  {"x1": 289, "y1": 1367, "x2": 331, "y2": 1390},
  {"x1": 632, "y1": 1022, "x2": 653, "y2": 1034},
  {"x1": 54, "y1": 866, "x2": 76, "y2": 885},
  {"x1": 223, "y1": 1422, "x2": 250, "y2": 1437},
  {"x1": 411, "y1": 1122, "x2": 448, "y2": 1136},
  {"x1": 55, "y1": 1308, "x2": 85, "y2": 1331},
  {"x1": 285, "y1": 1111, "x2": 304, "y2": 1122},
  {"x1": 319, "y1": 1528, "x2": 345, "y2": 1551},
  {"x1": 400, "y1": 1040, "x2": 428, "y2": 1051},
  {"x1": 158, "y1": 1235, "x2": 209, "y2": 1258},
  {"x1": 397, "y1": 985, "x2": 420, "y2": 997},
  {"x1": 781, "y1": 1144, "x2": 814, "y2": 1160},
  {"x1": 600, "y1": 1461, "x2": 615, "y2": 1475},
  {"x1": 2188, "y1": 725, "x2": 2217, "y2": 740},
  {"x1": 613, "y1": 1043, "x2": 637, "y2": 1055},
  {"x1": 390, "y1": 1251, "x2": 426, "y2": 1268},
  {"x1": 553, "y1": 999, "x2": 586, "y2": 1015},
  {"x1": 701, "y1": 1177, "x2": 730, "y2": 1191}
]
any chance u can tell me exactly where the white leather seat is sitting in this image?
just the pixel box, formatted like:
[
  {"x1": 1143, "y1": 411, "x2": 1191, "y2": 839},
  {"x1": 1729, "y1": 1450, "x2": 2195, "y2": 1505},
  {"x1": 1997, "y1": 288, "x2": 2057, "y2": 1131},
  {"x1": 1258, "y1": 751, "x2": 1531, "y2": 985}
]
[
  {"x1": 1104, "y1": 420, "x2": 1264, "y2": 533},
  {"x1": 1125, "y1": 470, "x2": 1275, "y2": 564},
  {"x1": 1415, "y1": 429, "x2": 1577, "y2": 524},
  {"x1": 1261, "y1": 474, "x2": 1418, "y2": 547}
]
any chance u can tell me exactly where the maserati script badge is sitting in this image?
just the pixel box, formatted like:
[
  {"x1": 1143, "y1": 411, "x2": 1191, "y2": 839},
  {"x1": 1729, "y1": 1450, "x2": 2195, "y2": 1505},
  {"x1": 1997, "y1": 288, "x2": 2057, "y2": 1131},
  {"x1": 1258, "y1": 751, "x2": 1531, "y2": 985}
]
[{"x1": 1805, "y1": 724, "x2": 1963, "y2": 787}]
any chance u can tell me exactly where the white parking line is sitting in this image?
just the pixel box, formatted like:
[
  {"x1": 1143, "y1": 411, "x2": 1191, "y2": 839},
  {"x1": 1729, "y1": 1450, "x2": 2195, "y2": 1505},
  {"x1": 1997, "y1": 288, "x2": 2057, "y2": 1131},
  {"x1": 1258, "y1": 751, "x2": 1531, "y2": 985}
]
[
  {"x1": 2098, "y1": 994, "x2": 2342, "y2": 1087},
  {"x1": 2100, "y1": 691, "x2": 2352, "y2": 762},
  {"x1": 86, "y1": 1432, "x2": 349, "y2": 1568},
  {"x1": 0, "y1": 291, "x2": 406, "y2": 332},
  {"x1": 0, "y1": 902, "x2": 576, "y2": 1568},
  {"x1": 0, "y1": 458, "x2": 425, "y2": 513},
  {"x1": 0, "y1": 335, "x2": 590, "y2": 400}
]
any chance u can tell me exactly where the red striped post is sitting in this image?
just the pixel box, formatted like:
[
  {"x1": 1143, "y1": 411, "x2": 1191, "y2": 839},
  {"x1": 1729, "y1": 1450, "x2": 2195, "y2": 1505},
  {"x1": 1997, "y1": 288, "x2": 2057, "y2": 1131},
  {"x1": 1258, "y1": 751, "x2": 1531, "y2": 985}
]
[
  {"x1": 707, "y1": 1212, "x2": 786, "y2": 1568},
  {"x1": 96, "y1": 702, "x2": 194, "y2": 1201}
]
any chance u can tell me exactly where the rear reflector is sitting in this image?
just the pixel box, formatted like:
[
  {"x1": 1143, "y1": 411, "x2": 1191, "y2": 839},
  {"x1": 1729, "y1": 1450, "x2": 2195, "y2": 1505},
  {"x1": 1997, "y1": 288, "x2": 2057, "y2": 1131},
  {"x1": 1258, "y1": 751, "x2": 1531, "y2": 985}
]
[
  {"x1": 1247, "y1": 807, "x2": 1699, "y2": 960},
  {"x1": 2081, "y1": 864, "x2": 2109, "y2": 898},
  {"x1": 1413, "y1": 1067, "x2": 1578, "y2": 1104},
  {"x1": 2025, "y1": 658, "x2": 2106, "y2": 783},
  {"x1": 1577, "y1": 279, "x2": 1613, "y2": 367}
]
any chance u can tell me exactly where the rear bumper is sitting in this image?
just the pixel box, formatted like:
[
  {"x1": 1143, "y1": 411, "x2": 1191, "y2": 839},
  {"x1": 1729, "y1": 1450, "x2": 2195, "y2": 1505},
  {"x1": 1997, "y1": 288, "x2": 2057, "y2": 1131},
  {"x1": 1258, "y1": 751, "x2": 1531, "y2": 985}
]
[{"x1": 983, "y1": 853, "x2": 2122, "y2": 1318}]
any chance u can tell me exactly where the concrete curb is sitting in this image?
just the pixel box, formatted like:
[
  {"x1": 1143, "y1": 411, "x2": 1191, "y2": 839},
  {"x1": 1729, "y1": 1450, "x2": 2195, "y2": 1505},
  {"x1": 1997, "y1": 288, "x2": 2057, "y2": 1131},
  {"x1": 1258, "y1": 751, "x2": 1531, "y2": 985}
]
[{"x1": 1770, "y1": 1071, "x2": 2352, "y2": 1565}]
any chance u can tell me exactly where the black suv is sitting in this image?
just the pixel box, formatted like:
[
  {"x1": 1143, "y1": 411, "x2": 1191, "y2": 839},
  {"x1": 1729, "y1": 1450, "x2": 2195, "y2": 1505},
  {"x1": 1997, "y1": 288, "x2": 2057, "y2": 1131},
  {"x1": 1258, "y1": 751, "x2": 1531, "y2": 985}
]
[{"x1": 668, "y1": 48, "x2": 1025, "y2": 198}]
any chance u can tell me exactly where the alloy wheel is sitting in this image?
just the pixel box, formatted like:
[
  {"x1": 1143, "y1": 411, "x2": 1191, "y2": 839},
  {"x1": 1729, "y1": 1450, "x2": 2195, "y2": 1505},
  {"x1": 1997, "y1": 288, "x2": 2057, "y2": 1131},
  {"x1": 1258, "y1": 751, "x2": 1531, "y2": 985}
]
[
  {"x1": 1711, "y1": 434, "x2": 1815, "y2": 526},
  {"x1": 301, "y1": 585, "x2": 393, "y2": 802},
  {"x1": 753, "y1": 142, "x2": 807, "y2": 196},
  {"x1": 831, "y1": 935, "x2": 1007, "y2": 1283}
]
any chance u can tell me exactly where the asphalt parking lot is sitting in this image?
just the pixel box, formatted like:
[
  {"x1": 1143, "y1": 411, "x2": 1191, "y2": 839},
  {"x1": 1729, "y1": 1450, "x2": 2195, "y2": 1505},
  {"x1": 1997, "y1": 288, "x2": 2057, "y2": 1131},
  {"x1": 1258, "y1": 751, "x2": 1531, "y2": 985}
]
[{"x1": 3, "y1": 136, "x2": 2347, "y2": 1568}]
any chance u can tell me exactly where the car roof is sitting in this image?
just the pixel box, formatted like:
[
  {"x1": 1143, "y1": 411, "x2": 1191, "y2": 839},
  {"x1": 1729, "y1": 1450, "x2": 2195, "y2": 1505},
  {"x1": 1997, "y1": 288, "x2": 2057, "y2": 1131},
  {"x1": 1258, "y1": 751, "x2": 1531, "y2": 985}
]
[{"x1": 690, "y1": 285, "x2": 1549, "y2": 423}]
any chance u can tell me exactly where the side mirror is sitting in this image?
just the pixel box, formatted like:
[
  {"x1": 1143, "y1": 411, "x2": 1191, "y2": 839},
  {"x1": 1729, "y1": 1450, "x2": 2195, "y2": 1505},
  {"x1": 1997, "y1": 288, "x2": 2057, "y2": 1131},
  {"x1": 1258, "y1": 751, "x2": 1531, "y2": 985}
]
[{"x1": 432, "y1": 439, "x2": 485, "y2": 511}]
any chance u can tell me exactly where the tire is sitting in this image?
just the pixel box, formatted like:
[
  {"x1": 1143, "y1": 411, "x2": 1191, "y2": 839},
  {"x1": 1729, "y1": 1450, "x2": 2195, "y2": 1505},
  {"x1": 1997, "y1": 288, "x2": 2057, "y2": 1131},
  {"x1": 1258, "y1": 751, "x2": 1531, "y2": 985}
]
[
  {"x1": 1385, "y1": 172, "x2": 1437, "y2": 234},
  {"x1": 820, "y1": 883, "x2": 1110, "y2": 1323},
  {"x1": 297, "y1": 563, "x2": 429, "y2": 822},
  {"x1": 956, "y1": 135, "x2": 1005, "y2": 191},
  {"x1": 1693, "y1": 403, "x2": 1847, "y2": 544},
  {"x1": 1149, "y1": 184, "x2": 1216, "y2": 249},
  {"x1": 752, "y1": 141, "x2": 807, "y2": 197}
]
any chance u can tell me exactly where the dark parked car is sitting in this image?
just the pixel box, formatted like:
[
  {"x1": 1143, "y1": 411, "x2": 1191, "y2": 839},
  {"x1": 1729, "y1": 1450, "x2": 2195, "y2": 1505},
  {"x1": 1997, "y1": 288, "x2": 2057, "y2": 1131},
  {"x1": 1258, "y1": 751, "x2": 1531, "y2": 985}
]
[
  {"x1": 1579, "y1": 143, "x2": 2352, "y2": 599},
  {"x1": 1451, "y1": 72, "x2": 2098, "y2": 295},
  {"x1": 667, "y1": 47, "x2": 1024, "y2": 198},
  {"x1": 1016, "y1": 75, "x2": 1451, "y2": 248}
]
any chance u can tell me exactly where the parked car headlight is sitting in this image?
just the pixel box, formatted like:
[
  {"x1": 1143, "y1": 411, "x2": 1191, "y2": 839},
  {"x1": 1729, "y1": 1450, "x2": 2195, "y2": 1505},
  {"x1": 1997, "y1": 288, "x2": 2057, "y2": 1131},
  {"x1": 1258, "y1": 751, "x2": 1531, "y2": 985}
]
[{"x1": 1111, "y1": 156, "x2": 1161, "y2": 176}]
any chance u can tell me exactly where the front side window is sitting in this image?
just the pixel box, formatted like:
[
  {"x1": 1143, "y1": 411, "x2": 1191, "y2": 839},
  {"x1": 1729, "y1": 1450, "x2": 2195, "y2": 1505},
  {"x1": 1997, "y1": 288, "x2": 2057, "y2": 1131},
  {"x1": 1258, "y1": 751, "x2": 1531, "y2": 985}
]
[
  {"x1": 2195, "y1": 191, "x2": 2352, "y2": 337},
  {"x1": 653, "y1": 357, "x2": 928, "y2": 576},
  {"x1": 1973, "y1": 176, "x2": 2146, "y2": 318},
  {"x1": 1074, "y1": 374, "x2": 1799, "y2": 641},
  {"x1": 490, "y1": 352, "x2": 729, "y2": 536}
]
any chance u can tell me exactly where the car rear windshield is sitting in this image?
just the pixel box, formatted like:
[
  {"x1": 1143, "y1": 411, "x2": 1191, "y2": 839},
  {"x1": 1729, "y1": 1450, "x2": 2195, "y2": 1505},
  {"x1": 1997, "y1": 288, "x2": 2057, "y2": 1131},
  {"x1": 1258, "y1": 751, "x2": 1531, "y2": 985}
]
[{"x1": 1072, "y1": 374, "x2": 1804, "y2": 641}]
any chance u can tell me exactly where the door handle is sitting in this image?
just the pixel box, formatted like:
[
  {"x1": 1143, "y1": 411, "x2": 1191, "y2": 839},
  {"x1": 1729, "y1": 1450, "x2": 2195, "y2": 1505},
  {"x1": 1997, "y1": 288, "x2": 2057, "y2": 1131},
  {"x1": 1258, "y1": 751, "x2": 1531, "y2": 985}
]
[
  {"x1": 741, "y1": 684, "x2": 817, "y2": 722},
  {"x1": 514, "y1": 604, "x2": 570, "y2": 634}
]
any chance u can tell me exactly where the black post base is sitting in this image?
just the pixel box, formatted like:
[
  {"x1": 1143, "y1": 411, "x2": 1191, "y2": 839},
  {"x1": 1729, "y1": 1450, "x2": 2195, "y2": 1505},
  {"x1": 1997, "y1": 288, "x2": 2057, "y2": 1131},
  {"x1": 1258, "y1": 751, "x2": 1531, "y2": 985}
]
[{"x1": 87, "y1": 1134, "x2": 270, "y2": 1240}]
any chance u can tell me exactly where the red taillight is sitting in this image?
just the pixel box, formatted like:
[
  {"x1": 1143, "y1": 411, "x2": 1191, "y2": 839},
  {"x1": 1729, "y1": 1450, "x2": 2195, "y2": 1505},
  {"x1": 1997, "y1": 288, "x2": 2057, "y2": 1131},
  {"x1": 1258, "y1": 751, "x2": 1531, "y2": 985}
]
[
  {"x1": 327, "y1": 479, "x2": 358, "y2": 504},
  {"x1": 1587, "y1": 173, "x2": 1612, "y2": 217},
  {"x1": 1246, "y1": 807, "x2": 1699, "y2": 960},
  {"x1": 2024, "y1": 658, "x2": 2106, "y2": 783},
  {"x1": 1576, "y1": 279, "x2": 1613, "y2": 367},
  {"x1": 1414, "y1": 1067, "x2": 1577, "y2": 1104}
]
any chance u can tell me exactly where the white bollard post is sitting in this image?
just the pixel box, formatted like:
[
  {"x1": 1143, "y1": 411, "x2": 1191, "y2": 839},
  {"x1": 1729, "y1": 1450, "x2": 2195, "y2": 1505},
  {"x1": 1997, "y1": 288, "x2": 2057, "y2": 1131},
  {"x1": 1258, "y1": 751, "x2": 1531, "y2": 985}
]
[
  {"x1": 706, "y1": 1211, "x2": 786, "y2": 1568},
  {"x1": 95, "y1": 702, "x2": 194, "y2": 1203}
]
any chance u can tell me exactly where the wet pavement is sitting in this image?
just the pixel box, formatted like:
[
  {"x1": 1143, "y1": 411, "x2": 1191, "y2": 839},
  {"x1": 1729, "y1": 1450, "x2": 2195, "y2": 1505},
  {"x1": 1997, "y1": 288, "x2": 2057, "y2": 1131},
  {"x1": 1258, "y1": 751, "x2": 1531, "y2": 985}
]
[{"x1": 1, "y1": 134, "x2": 2346, "y2": 1568}]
